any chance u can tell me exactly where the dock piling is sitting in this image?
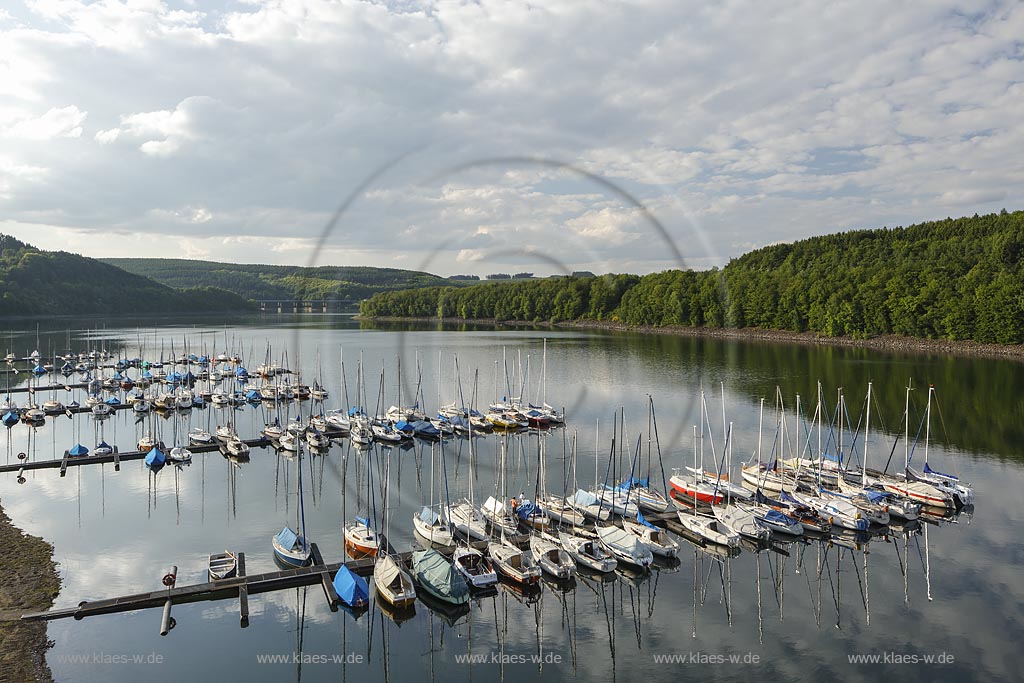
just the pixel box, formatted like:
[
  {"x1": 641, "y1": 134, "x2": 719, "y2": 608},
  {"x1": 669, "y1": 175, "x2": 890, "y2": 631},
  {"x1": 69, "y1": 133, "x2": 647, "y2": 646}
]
[{"x1": 237, "y1": 552, "x2": 249, "y2": 628}]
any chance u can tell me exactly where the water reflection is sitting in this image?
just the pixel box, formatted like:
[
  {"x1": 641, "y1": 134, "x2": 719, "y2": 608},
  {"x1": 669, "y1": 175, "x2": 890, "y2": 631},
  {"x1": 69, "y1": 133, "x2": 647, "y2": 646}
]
[{"x1": 0, "y1": 318, "x2": 1013, "y2": 683}]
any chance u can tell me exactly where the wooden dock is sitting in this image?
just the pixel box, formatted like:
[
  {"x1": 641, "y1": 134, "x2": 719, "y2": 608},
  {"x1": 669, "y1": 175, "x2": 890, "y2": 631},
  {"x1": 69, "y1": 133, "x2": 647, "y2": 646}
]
[
  {"x1": 0, "y1": 436, "x2": 274, "y2": 475},
  {"x1": 20, "y1": 543, "x2": 384, "y2": 626}
]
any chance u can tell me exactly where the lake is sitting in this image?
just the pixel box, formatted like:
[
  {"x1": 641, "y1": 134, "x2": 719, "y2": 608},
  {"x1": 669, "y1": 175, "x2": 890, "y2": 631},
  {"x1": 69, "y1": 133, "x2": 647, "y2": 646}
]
[{"x1": 1, "y1": 315, "x2": 1020, "y2": 683}]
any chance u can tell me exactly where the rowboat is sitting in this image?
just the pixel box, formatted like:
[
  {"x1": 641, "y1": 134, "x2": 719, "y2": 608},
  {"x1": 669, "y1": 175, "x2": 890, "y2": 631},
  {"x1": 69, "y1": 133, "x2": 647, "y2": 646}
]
[{"x1": 208, "y1": 552, "x2": 237, "y2": 581}]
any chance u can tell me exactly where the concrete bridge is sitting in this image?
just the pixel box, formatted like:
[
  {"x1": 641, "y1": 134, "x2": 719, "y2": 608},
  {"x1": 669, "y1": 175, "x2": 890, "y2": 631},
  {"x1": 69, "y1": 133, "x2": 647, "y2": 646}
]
[{"x1": 256, "y1": 300, "x2": 356, "y2": 313}]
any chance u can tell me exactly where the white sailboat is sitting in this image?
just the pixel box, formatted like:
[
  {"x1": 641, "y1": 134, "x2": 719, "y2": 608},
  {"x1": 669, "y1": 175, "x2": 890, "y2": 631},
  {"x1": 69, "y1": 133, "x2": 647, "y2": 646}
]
[{"x1": 272, "y1": 445, "x2": 312, "y2": 567}]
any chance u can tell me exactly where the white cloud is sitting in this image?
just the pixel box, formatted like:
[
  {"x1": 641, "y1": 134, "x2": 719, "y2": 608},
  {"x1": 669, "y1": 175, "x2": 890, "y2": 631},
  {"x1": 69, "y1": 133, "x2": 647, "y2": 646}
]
[
  {"x1": 93, "y1": 127, "x2": 120, "y2": 144},
  {"x1": 4, "y1": 105, "x2": 87, "y2": 140},
  {"x1": 0, "y1": 1, "x2": 1021, "y2": 274},
  {"x1": 456, "y1": 248, "x2": 485, "y2": 263}
]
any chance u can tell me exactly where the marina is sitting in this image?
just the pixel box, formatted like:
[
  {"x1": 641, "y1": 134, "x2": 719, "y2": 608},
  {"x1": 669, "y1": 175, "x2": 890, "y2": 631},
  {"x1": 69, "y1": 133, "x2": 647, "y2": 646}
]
[{"x1": 0, "y1": 317, "x2": 1012, "y2": 683}]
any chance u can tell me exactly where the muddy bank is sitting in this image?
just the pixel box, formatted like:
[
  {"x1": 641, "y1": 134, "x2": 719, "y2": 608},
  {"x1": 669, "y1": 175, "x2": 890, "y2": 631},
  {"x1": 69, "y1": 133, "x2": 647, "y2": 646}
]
[
  {"x1": 0, "y1": 499, "x2": 60, "y2": 683},
  {"x1": 359, "y1": 316, "x2": 1024, "y2": 362}
]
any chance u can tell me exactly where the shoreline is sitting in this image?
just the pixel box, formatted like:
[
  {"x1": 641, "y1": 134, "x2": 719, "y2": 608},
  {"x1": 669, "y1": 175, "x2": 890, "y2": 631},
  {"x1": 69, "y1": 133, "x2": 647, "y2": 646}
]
[
  {"x1": 359, "y1": 316, "x2": 1024, "y2": 362},
  {"x1": 0, "y1": 499, "x2": 60, "y2": 683}
]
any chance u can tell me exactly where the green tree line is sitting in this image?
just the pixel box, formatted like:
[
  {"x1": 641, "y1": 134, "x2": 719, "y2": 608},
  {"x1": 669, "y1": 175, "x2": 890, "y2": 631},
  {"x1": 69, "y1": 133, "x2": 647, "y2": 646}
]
[
  {"x1": 102, "y1": 258, "x2": 466, "y2": 302},
  {"x1": 360, "y1": 210, "x2": 1024, "y2": 344},
  {"x1": 0, "y1": 236, "x2": 253, "y2": 316}
]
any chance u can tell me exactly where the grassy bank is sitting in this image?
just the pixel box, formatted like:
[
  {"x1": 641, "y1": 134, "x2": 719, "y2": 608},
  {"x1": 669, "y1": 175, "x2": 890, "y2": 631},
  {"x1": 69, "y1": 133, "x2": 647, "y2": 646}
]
[{"x1": 0, "y1": 499, "x2": 60, "y2": 683}]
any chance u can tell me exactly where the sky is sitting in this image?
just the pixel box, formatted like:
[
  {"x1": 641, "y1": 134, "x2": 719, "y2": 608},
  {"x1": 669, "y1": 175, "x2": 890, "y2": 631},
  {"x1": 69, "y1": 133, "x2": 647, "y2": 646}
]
[{"x1": 1, "y1": 0, "x2": 1022, "y2": 277}]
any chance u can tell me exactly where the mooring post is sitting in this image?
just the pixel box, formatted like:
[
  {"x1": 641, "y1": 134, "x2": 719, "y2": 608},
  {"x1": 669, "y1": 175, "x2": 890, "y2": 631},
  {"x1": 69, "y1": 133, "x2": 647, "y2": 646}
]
[
  {"x1": 159, "y1": 565, "x2": 177, "y2": 636},
  {"x1": 237, "y1": 552, "x2": 249, "y2": 628},
  {"x1": 17, "y1": 467, "x2": 26, "y2": 484}
]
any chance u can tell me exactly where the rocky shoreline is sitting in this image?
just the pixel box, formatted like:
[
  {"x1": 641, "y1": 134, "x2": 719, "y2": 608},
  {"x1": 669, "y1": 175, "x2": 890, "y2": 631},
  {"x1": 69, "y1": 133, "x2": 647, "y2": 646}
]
[
  {"x1": 360, "y1": 316, "x2": 1024, "y2": 361},
  {"x1": 0, "y1": 499, "x2": 60, "y2": 683}
]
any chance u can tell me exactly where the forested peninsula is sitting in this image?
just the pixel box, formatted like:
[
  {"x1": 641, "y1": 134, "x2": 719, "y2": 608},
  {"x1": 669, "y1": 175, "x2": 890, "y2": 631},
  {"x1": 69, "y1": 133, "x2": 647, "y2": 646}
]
[{"x1": 360, "y1": 211, "x2": 1024, "y2": 345}]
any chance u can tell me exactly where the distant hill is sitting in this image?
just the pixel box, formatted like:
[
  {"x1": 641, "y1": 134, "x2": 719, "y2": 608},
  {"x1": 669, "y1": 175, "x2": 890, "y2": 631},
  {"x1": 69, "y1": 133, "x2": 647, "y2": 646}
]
[
  {"x1": 102, "y1": 258, "x2": 463, "y2": 302},
  {"x1": 0, "y1": 235, "x2": 253, "y2": 316},
  {"x1": 361, "y1": 210, "x2": 1024, "y2": 344}
]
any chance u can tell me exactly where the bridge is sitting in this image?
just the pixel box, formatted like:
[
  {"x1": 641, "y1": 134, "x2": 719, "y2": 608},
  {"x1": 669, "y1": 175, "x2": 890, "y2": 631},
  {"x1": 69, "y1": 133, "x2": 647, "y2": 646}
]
[{"x1": 256, "y1": 300, "x2": 357, "y2": 314}]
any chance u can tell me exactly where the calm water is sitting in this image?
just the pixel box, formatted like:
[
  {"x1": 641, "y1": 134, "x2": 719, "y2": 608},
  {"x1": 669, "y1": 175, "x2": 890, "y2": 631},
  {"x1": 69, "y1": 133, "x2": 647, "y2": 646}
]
[{"x1": 1, "y1": 315, "x2": 1021, "y2": 683}]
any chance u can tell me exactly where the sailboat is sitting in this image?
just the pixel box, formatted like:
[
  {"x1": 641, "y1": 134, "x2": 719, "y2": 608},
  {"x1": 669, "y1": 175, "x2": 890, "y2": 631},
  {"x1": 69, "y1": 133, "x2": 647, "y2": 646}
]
[
  {"x1": 272, "y1": 445, "x2": 313, "y2": 567},
  {"x1": 410, "y1": 548, "x2": 470, "y2": 605},
  {"x1": 558, "y1": 529, "x2": 617, "y2": 573},
  {"x1": 344, "y1": 452, "x2": 381, "y2": 558},
  {"x1": 529, "y1": 532, "x2": 576, "y2": 579},
  {"x1": 487, "y1": 535, "x2": 542, "y2": 585},
  {"x1": 412, "y1": 444, "x2": 456, "y2": 548},
  {"x1": 596, "y1": 526, "x2": 653, "y2": 568},
  {"x1": 373, "y1": 457, "x2": 417, "y2": 608}
]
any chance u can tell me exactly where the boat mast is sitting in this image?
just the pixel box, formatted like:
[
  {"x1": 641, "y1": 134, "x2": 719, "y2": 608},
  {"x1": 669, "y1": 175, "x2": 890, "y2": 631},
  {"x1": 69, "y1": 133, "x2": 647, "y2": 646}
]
[
  {"x1": 864, "y1": 382, "x2": 871, "y2": 488},
  {"x1": 925, "y1": 385, "x2": 933, "y2": 468},
  {"x1": 904, "y1": 379, "x2": 911, "y2": 472}
]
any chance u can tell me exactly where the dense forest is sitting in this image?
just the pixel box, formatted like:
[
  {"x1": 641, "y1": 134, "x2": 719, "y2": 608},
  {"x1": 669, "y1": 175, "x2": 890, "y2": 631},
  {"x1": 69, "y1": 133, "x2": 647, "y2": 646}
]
[
  {"x1": 103, "y1": 258, "x2": 463, "y2": 302},
  {"x1": 360, "y1": 210, "x2": 1024, "y2": 344},
  {"x1": 0, "y1": 236, "x2": 252, "y2": 316}
]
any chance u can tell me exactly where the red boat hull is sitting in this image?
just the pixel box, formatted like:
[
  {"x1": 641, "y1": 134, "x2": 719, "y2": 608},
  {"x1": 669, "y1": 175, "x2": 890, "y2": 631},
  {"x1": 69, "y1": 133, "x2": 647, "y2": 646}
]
[{"x1": 669, "y1": 479, "x2": 723, "y2": 505}]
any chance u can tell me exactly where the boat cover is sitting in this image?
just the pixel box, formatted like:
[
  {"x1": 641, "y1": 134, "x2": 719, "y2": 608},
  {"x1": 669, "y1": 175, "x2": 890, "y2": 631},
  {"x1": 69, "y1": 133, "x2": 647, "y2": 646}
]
[
  {"x1": 2, "y1": 412, "x2": 18, "y2": 427},
  {"x1": 333, "y1": 565, "x2": 369, "y2": 606},
  {"x1": 412, "y1": 549, "x2": 469, "y2": 602},
  {"x1": 145, "y1": 446, "x2": 165, "y2": 468},
  {"x1": 763, "y1": 509, "x2": 795, "y2": 526},
  {"x1": 275, "y1": 526, "x2": 300, "y2": 551},
  {"x1": 572, "y1": 489, "x2": 599, "y2": 506},
  {"x1": 69, "y1": 443, "x2": 89, "y2": 457},
  {"x1": 419, "y1": 506, "x2": 438, "y2": 524},
  {"x1": 356, "y1": 516, "x2": 371, "y2": 528},
  {"x1": 617, "y1": 477, "x2": 650, "y2": 491},
  {"x1": 636, "y1": 510, "x2": 658, "y2": 529},
  {"x1": 515, "y1": 501, "x2": 540, "y2": 520},
  {"x1": 375, "y1": 554, "x2": 401, "y2": 587}
]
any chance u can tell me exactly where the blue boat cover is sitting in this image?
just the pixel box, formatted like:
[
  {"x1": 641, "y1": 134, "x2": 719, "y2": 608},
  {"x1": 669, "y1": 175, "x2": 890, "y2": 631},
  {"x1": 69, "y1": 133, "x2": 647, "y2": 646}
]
[
  {"x1": 617, "y1": 477, "x2": 650, "y2": 491},
  {"x1": 69, "y1": 443, "x2": 89, "y2": 457},
  {"x1": 145, "y1": 446, "x2": 165, "y2": 468},
  {"x1": 348, "y1": 406, "x2": 364, "y2": 416},
  {"x1": 863, "y1": 490, "x2": 890, "y2": 504},
  {"x1": 764, "y1": 509, "x2": 795, "y2": 526},
  {"x1": 333, "y1": 565, "x2": 369, "y2": 607},
  {"x1": 275, "y1": 526, "x2": 300, "y2": 551},
  {"x1": 412, "y1": 420, "x2": 439, "y2": 435},
  {"x1": 356, "y1": 516, "x2": 371, "y2": 528},
  {"x1": 97, "y1": 441, "x2": 112, "y2": 451},
  {"x1": 2, "y1": 412, "x2": 18, "y2": 427},
  {"x1": 515, "y1": 500, "x2": 539, "y2": 520},
  {"x1": 106, "y1": 396, "x2": 121, "y2": 405},
  {"x1": 394, "y1": 420, "x2": 413, "y2": 433},
  {"x1": 32, "y1": 365, "x2": 46, "y2": 375},
  {"x1": 245, "y1": 389, "x2": 260, "y2": 401},
  {"x1": 235, "y1": 367, "x2": 248, "y2": 377},
  {"x1": 636, "y1": 510, "x2": 658, "y2": 529}
]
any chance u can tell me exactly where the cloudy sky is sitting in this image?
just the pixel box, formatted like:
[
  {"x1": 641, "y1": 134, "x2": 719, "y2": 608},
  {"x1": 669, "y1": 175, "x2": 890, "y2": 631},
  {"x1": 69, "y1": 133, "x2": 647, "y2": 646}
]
[{"x1": 1, "y1": 0, "x2": 1022, "y2": 276}]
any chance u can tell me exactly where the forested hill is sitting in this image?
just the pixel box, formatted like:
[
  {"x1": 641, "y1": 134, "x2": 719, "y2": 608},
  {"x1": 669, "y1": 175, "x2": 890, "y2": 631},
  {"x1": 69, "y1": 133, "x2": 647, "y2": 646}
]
[
  {"x1": 359, "y1": 210, "x2": 1024, "y2": 344},
  {"x1": 103, "y1": 258, "x2": 459, "y2": 302},
  {"x1": 0, "y1": 236, "x2": 253, "y2": 316}
]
